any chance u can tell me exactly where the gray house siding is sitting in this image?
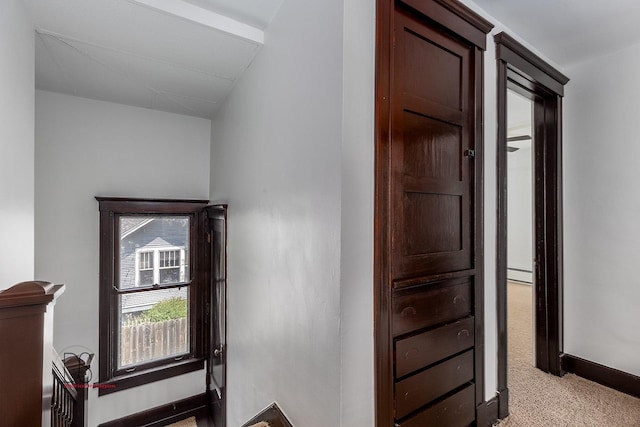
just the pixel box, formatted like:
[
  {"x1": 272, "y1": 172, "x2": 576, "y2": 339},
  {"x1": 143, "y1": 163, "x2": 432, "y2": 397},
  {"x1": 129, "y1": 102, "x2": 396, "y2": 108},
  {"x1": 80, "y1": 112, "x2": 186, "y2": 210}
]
[{"x1": 119, "y1": 217, "x2": 190, "y2": 315}]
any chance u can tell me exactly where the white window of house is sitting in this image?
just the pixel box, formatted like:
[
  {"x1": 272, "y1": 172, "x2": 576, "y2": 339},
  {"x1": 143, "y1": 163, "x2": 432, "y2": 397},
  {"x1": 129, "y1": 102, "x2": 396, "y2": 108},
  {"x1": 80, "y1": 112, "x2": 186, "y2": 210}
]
[
  {"x1": 134, "y1": 247, "x2": 186, "y2": 286},
  {"x1": 137, "y1": 249, "x2": 154, "y2": 286}
]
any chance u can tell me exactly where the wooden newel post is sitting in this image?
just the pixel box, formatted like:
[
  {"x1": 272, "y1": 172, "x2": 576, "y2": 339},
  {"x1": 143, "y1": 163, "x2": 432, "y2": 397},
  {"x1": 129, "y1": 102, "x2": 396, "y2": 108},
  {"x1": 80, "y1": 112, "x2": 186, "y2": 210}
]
[
  {"x1": 64, "y1": 353, "x2": 93, "y2": 427},
  {"x1": 0, "y1": 281, "x2": 65, "y2": 427}
]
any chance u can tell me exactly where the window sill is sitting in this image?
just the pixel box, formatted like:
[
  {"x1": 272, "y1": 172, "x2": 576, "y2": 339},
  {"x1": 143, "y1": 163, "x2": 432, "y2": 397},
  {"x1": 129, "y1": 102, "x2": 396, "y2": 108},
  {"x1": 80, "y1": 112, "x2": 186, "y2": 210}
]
[{"x1": 97, "y1": 358, "x2": 204, "y2": 396}]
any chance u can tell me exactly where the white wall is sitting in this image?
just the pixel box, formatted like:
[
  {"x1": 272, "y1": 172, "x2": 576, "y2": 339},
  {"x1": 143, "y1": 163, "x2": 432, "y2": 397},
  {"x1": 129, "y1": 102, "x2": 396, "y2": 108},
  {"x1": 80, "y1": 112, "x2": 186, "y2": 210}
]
[
  {"x1": 507, "y1": 144, "x2": 533, "y2": 283},
  {"x1": 206, "y1": 2, "x2": 569, "y2": 425},
  {"x1": 34, "y1": 90, "x2": 211, "y2": 426},
  {"x1": 209, "y1": 0, "x2": 343, "y2": 425},
  {"x1": 564, "y1": 44, "x2": 640, "y2": 376},
  {"x1": 0, "y1": 0, "x2": 35, "y2": 288},
  {"x1": 340, "y1": 0, "x2": 376, "y2": 426}
]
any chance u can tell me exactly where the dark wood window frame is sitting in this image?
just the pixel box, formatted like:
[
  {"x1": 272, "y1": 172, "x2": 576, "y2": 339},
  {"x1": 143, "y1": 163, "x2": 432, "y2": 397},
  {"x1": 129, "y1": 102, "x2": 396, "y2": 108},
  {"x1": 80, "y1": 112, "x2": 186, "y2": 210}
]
[{"x1": 96, "y1": 197, "x2": 209, "y2": 395}]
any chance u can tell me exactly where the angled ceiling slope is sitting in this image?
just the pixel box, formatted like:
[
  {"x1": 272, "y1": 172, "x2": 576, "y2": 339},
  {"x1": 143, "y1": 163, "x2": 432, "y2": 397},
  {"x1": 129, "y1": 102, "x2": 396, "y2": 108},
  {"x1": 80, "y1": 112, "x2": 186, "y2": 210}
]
[{"x1": 26, "y1": 0, "x2": 283, "y2": 119}]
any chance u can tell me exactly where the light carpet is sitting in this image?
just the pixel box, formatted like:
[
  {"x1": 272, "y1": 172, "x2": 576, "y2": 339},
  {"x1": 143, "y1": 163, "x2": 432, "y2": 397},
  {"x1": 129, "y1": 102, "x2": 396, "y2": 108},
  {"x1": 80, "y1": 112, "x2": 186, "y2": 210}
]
[
  {"x1": 496, "y1": 281, "x2": 640, "y2": 426},
  {"x1": 166, "y1": 416, "x2": 197, "y2": 427}
]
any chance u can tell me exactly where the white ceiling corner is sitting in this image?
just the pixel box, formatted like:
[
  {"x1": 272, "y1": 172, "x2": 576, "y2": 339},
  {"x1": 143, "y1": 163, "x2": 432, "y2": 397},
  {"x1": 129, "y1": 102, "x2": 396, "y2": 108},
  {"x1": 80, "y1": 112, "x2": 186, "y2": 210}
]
[
  {"x1": 471, "y1": 0, "x2": 640, "y2": 68},
  {"x1": 26, "y1": 0, "x2": 282, "y2": 119}
]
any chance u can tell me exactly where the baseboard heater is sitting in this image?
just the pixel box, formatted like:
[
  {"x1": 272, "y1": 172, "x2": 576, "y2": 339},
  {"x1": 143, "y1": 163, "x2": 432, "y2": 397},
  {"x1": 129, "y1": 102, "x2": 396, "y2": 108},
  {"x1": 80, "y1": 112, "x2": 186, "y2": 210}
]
[
  {"x1": 507, "y1": 267, "x2": 533, "y2": 284},
  {"x1": 241, "y1": 402, "x2": 293, "y2": 427}
]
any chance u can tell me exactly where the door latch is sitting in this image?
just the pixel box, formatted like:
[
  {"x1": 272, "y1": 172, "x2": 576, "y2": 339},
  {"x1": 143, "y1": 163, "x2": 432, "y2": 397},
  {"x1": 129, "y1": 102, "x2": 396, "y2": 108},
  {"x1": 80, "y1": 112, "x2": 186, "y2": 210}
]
[
  {"x1": 213, "y1": 347, "x2": 223, "y2": 358},
  {"x1": 464, "y1": 149, "x2": 475, "y2": 159}
]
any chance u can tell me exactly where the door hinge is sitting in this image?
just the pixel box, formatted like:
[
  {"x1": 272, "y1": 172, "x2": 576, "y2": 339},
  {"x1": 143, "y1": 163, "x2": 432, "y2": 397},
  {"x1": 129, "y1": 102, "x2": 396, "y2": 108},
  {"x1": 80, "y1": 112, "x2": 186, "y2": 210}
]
[
  {"x1": 206, "y1": 231, "x2": 211, "y2": 243},
  {"x1": 464, "y1": 149, "x2": 475, "y2": 159},
  {"x1": 214, "y1": 346, "x2": 223, "y2": 358}
]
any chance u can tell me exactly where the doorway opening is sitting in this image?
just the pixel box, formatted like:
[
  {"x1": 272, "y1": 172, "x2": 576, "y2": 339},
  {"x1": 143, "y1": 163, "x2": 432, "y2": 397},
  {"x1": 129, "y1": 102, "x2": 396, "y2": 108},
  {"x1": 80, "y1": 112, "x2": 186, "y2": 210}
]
[
  {"x1": 506, "y1": 87, "x2": 536, "y2": 413},
  {"x1": 495, "y1": 32, "x2": 569, "y2": 419}
]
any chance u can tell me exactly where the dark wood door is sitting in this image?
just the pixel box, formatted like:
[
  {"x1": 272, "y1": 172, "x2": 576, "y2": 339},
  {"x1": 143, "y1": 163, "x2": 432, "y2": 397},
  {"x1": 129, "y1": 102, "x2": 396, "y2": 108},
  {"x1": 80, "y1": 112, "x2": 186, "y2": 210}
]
[
  {"x1": 391, "y1": 9, "x2": 473, "y2": 283},
  {"x1": 375, "y1": 1, "x2": 492, "y2": 426}
]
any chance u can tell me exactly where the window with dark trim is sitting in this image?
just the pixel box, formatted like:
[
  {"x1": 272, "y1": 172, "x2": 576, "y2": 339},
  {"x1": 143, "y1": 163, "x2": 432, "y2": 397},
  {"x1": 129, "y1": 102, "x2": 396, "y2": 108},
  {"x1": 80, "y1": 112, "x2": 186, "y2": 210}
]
[{"x1": 96, "y1": 198, "x2": 208, "y2": 395}]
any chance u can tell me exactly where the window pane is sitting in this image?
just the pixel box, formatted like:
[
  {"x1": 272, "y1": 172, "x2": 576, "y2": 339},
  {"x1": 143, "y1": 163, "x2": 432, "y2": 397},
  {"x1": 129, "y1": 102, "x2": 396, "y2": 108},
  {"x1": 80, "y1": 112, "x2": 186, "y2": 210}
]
[
  {"x1": 119, "y1": 216, "x2": 190, "y2": 289},
  {"x1": 160, "y1": 268, "x2": 181, "y2": 284},
  {"x1": 139, "y1": 270, "x2": 154, "y2": 286},
  {"x1": 119, "y1": 287, "x2": 189, "y2": 368}
]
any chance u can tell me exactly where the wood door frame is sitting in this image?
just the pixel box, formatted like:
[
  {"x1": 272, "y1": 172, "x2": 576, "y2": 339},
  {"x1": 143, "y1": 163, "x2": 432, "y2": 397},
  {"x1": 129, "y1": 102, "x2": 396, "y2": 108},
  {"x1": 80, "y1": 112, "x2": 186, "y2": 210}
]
[
  {"x1": 374, "y1": 1, "x2": 493, "y2": 425},
  {"x1": 495, "y1": 32, "x2": 569, "y2": 418},
  {"x1": 205, "y1": 204, "x2": 228, "y2": 427}
]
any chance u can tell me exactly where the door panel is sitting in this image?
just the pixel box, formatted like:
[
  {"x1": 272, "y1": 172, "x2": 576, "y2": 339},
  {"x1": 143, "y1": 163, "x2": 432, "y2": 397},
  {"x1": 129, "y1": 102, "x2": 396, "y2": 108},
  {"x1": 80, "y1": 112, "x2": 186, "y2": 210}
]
[
  {"x1": 395, "y1": 350, "x2": 474, "y2": 419},
  {"x1": 395, "y1": 316, "x2": 475, "y2": 378},
  {"x1": 392, "y1": 10, "x2": 472, "y2": 281},
  {"x1": 400, "y1": 25, "x2": 463, "y2": 110},
  {"x1": 402, "y1": 113, "x2": 462, "y2": 181},
  {"x1": 396, "y1": 384, "x2": 475, "y2": 427},
  {"x1": 392, "y1": 278, "x2": 472, "y2": 336}
]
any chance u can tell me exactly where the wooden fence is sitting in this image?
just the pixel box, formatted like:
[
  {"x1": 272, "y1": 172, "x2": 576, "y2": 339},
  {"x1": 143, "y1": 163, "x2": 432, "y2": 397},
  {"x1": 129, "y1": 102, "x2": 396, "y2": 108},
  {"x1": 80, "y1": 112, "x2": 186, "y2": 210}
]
[{"x1": 120, "y1": 318, "x2": 188, "y2": 366}]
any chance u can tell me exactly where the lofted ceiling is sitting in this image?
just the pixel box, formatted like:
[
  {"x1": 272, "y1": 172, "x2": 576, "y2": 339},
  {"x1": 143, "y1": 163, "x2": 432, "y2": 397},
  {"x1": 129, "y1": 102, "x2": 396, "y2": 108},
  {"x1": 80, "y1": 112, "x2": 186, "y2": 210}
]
[
  {"x1": 471, "y1": 0, "x2": 640, "y2": 68},
  {"x1": 25, "y1": 0, "x2": 284, "y2": 119},
  {"x1": 27, "y1": 1, "x2": 640, "y2": 119}
]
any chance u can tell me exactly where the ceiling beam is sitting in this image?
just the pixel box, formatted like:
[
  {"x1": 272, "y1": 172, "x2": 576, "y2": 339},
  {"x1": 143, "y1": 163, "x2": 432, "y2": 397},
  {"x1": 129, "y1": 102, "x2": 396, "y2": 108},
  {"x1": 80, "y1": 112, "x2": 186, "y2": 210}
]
[{"x1": 126, "y1": 0, "x2": 264, "y2": 45}]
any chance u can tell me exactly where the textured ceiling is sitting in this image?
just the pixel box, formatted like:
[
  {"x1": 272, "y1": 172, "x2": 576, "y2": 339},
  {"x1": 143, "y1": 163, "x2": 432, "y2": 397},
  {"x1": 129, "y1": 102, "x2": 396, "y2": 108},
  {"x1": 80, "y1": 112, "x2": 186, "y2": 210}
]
[
  {"x1": 26, "y1": 0, "x2": 284, "y2": 119},
  {"x1": 471, "y1": 0, "x2": 640, "y2": 68}
]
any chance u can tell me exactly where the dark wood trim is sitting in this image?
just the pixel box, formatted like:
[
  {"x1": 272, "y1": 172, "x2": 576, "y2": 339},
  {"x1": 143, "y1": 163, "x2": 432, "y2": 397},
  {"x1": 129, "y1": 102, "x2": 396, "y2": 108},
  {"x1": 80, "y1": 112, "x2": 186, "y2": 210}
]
[
  {"x1": 561, "y1": 354, "x2": 640, "y2": 399},
  {"x1": 432, "y1": 0, "x2": 494, "y2": 34},
  {"x1": 497, "y1": 387, "x2": 509, "y2": 419},
  {"x1": 400, "y1": 0, "x2": 493, "y2": 49},
  {"x1": 473, "y1": 45, "x2": 486, "y2": 406},
  {"x1": 495, "y1": 32, "x2": 569, "y2": 418},
  {"x1": 204, "y1": 204, "x2": 228, "y2": 427},
  {"x1": 0, "y1": 281, "x2": 65, "y2": 427},
  {"x1": 98, "y1": 393, "x2": 211, "y2": 427},
  {"x1": 97, "y1": 358, "x2": 204, "y2": 396},
  {"x1": 96, "y1": 197, "x2": 209, "y2": 213},
  {"x1": 98, "y1": 207, "x2": 115, "y2": 391},
  {"x1": 64, "y1": 354, "x2": 93, "y2": 427},
  {"x1": 532, "y1": 94, "x2": 549, "y2": 373},
  {"x1": 476, "y1": 395, "x2": 499, "y2": 427},
  {"x1": 544, "y1": 93, "x2": 564, "y2": 376},
  {"x1": 495, "y1": 58, "x2": 509, "y2": 405},
  {"x1": 494, "y1": 32, "x2": 569, "y2": 95},
  {"x1": 374, "y1": 0, "x2": 394, "y2": 425}
]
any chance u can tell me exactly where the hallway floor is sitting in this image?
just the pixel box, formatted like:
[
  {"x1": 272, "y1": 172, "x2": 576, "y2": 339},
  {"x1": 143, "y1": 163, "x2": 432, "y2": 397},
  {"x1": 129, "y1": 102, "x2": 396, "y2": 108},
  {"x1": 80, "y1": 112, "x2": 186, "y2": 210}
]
[{"x1": 496, "y1": 281, "x2": 640, "y2": 426}]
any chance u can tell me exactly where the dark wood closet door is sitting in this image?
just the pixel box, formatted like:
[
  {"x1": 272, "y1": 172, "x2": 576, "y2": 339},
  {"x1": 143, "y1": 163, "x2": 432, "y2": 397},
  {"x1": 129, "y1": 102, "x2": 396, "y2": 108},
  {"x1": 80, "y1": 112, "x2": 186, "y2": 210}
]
[
  {"x1": 391, "y1": 9, "x2": 473, "y2": 283},
  {"x1": 374, "y1": 1, "x2": 492, "y2": 425}
]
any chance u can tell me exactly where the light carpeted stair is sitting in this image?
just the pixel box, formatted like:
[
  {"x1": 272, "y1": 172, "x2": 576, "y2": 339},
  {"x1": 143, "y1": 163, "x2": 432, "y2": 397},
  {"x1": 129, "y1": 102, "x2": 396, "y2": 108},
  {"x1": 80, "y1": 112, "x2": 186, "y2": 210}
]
[{"x1": 166, "y1": 416, "x2": 197, "y2": 427}]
